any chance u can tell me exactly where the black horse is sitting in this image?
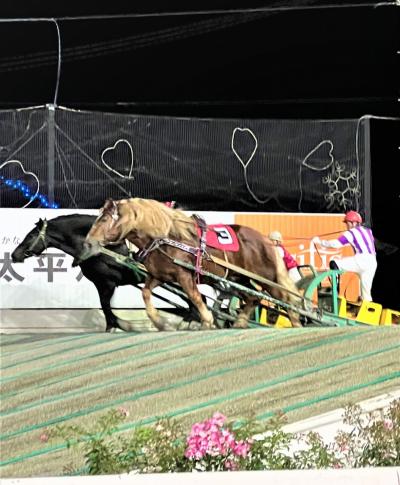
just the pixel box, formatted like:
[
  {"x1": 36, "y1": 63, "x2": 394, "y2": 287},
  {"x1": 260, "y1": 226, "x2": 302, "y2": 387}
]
[{"x1": 11, "y1": 214, "x2": 146, "y2": 332}]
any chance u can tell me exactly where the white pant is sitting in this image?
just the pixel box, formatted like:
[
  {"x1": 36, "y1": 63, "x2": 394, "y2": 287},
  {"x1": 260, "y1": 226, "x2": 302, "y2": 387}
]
[
  {"x1": 288, "y1": 267, "x2": 302, "y2": 283},
  {"x1": 335, "y1": 253, "x2": 377, "y2": 301}
]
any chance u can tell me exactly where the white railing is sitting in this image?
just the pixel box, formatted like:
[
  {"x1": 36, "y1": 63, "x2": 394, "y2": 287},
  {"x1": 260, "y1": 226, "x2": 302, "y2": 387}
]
[{"x1": 2, "y1": 467, "x2": 400, "y2": 485}]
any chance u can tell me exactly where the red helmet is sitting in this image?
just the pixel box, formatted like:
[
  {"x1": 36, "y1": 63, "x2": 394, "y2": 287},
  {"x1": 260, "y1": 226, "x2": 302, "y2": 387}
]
[{"x1": 343, "y1": 210, "x2": 362, "y2": 224}]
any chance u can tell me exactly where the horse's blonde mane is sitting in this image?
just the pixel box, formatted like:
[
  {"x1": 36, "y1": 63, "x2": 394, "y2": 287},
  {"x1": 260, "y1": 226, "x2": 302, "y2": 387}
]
[{"x1": 116, "y1": 198, "x2": 197, "y2": 241}]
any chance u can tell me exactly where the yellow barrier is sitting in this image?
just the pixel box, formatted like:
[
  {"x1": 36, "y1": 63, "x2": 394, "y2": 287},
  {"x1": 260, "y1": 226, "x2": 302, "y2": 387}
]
[
  {"x1": 275, "y1": 314, "x2": 293, "y2": 328},
  {"x1": 380, "y1": 308, "x2": 400, "y2": 326},
  {"x1": 259, "y1": 306, "x2": 292, "y2": 328},
  {"x1": 356, "y1": 301, "x2": 383, "y2": 325},
  {"x1": 259, "y1": 298, "x2": 396, "y2": 328}
]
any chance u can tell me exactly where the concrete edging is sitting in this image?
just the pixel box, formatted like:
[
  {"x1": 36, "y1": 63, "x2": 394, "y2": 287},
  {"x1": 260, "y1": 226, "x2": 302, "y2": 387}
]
[
  {"x1": 281, "y1": 388, "x2": 400, "y2": 442},
  {"x1": 2, "y1": 467, "x2": 400, "y2": 485}
]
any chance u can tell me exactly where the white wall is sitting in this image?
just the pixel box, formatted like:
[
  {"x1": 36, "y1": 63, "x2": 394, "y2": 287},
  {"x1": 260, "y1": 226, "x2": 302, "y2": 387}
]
[
  {"x1": 2, "y1": 468, "x2": 400, "y2": 485},
  {"x1": 0, "y1": 209, "x2": 234, "y2": 310}
]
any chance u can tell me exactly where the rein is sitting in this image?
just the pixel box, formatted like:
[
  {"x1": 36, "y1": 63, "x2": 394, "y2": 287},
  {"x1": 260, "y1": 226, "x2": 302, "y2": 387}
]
[{"x1": 26, "y1": 220, "x2": 48, "y2": 256}]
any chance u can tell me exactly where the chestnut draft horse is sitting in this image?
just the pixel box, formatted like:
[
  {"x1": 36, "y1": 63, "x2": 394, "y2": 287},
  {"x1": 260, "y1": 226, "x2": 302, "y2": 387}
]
[{"x1": 82, "y1": 198, "x2": 302, "y2": 330}]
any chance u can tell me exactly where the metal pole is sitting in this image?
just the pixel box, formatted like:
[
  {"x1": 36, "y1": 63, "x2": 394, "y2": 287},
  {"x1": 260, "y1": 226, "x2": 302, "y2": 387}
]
[
  {"x1": 46, "y1": 103, "x2": 55, "y2": 206},
  {"x1": 173, "y1": 258, "x2": 322, "y2": 322},
  {"x1": 363, "y1": 116, "x2": 372, "y2": 226}
]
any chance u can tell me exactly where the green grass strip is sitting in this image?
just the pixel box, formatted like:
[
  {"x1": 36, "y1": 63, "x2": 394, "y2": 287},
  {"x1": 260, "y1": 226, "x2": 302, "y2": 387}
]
[
  {"x1": 1, "y1": 330, "x2": 291, "y2": 417},
  {"x1": 1, "y1": 369, "x2": 398, "y2": 468},
  {"x1": 0, "y1": 330, "x2": 384, "y2": 440},
  {"x1": 113, "y1": 351, "x2": 399, "y2": 431},
  {"x1": 1, "y1": 329, "x2": 284, "y2": 415},
  {"x1": 0, "y1": 329, "x2": 241, "y2": 399},
  {"x1": 0, "y1": 333, "x2": 101, "y2": 359},
  {"x1": 0, "y1": 333, "x2": 141, "y2": 370},
  {"x1": 257, "y1": 371, "x2": 400, "y2": 421},
  {"x1": 0, "y1": 332, "x2": 200, "y2": 383}
]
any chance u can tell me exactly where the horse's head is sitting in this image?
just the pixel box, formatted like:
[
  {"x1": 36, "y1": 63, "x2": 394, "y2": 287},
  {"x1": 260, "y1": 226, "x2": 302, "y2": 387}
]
[
  {"x1": 12, "y1": 218, "x2": 48, "y2": 263},
  {"x1": 79, "y1": 199, "x2": 126, "y2": 262}
]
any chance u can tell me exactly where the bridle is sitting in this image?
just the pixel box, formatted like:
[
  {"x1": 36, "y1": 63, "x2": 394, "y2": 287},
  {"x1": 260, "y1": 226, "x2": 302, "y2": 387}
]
[
  {"x1": 25, "y1": 219, "x2": 48, "y2": 256},
  {"x1": 95, "y1": 206, "x2": 123, "y2": 246}
]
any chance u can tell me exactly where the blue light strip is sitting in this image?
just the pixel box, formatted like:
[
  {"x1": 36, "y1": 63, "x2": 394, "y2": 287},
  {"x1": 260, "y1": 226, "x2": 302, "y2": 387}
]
[{"x1": 0, "y1": 176, "x2": 60, "y2": 209}]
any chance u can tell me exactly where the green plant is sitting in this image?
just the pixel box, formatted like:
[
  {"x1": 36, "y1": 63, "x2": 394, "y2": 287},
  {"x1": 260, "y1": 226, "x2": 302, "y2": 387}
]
[
  {"x1": 50, "y1": 398, "x2": 400, "y2": 475},
  {"x1": 293, "y1": 431, "x2": 340, "y2": 469},
  {"x1": 236, "y1": 412, "x2": 296, "y2": 470},
  {"x1": 123, "y1": 419, "x2": 188, "y2": 473},
  {"x1": 53, "y1": 408, "x2": 128, "y2": 474},
  {"x1": 332, "y1": 399, "x2": 400, "y2": 467}
]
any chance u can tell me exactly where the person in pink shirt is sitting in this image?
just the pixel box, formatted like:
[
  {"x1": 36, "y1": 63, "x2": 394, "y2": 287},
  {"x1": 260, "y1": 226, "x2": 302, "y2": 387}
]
[
  {"x1": 312, "y1": 210, "x2": 377, "y2": 301},
  {"x1": 268, "y1": 230, "x2": 301, "y2": 283}
]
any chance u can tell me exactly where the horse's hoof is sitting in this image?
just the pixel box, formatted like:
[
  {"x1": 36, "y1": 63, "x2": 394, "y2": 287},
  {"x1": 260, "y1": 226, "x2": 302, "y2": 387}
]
[
  {"x1": 186, "y1": 321, "x2": 202, "y2": 331},
  {"x1": 150, "y1": 317, "x2": 168, "y2": 331},
  {"x1": 233, "y1": 320, "x2": 248, "y2": 329},
  {"x1": 176, "y1": 320, "x2": 190, "y2": 331},
  {"x1": 162, "y1": 321, "x2": 175, "y2": 331}
]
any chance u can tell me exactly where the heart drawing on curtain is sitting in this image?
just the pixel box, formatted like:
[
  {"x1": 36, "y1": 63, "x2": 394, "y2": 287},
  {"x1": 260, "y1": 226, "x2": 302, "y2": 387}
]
[
  {"x1": 0, "y1": 159, "x2": 40, "y2": 208},
  {"x1": 101, "y1": 139, "x2": 136, "y2": 179}
]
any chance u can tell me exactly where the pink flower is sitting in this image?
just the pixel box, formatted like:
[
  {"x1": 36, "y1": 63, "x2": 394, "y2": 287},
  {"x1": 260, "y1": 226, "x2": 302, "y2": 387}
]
[
  {"x1": 190, "y1": 423, "x2": 203, "y2": 434},
  {"x1": 184, "y1": 412, "x2": 253, "y2": 465},
  {"x1": 233, "y1": 441, "x2": 251, "y2": 458},
  {"x1": 224, "y1": 460, "x2": 238, "y2": 470},
  {"x1": 117, "y1": 407, "x2": 129, "y2": 417},
  {"x1": 211, "y1": 412, "x2": 226, "y2": 427},
  {"x1": 383, "y1": 420, "x2": 393, "y2": 431},
  {"x1": 39, "y1": 432, "x2": 49, "y2": 443}
]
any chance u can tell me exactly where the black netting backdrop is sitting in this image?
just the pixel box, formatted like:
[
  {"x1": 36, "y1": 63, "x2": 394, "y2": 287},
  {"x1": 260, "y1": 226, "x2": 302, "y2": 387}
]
[{"x1": 0, "y1": 105, "x2": 368, "y2": 213}]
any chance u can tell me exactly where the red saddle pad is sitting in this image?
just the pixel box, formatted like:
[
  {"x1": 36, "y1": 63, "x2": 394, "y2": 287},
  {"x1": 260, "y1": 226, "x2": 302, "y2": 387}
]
[{"x1": 197, "y1": 224, "x2": 239, "y2": 252}]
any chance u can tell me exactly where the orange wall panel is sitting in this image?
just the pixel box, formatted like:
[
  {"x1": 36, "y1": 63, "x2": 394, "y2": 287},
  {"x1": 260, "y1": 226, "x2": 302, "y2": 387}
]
[{"x1": 234, "y1": 213, "x2": 359, "y2": 301}]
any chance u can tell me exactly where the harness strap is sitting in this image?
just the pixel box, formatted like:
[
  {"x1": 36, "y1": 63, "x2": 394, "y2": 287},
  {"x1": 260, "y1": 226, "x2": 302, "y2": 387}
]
[
  {"x1": 136, "y1": 239, "x2": 163, "y2": 262},
  {"x1": 136, "y1": 237, "x2": 199, "y2": 262},
  {"x1": 192, "y1": 214, "x2": 208, "y2": 283},
  {"x1": 136, "y1": 215, "x2": 208, "y2": 283},
  {"x1": 27, "y1": 220, "x2": 48, "y2": 253}
]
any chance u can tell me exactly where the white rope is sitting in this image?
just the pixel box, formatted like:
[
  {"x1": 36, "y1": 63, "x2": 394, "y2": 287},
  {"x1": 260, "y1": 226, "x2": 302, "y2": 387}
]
[
  {"x1": 52, "y1": 19, "x2": 61, "y2": 107},
  {"x1": 54, "y1": 140, "x2": 79, "y2": 208},
  {"x1": 55, "y1": 124, "x2": 132, "y2": 196},
  {"x1": 0, "y1": 2, "x2": 395, "y2": 21}
]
